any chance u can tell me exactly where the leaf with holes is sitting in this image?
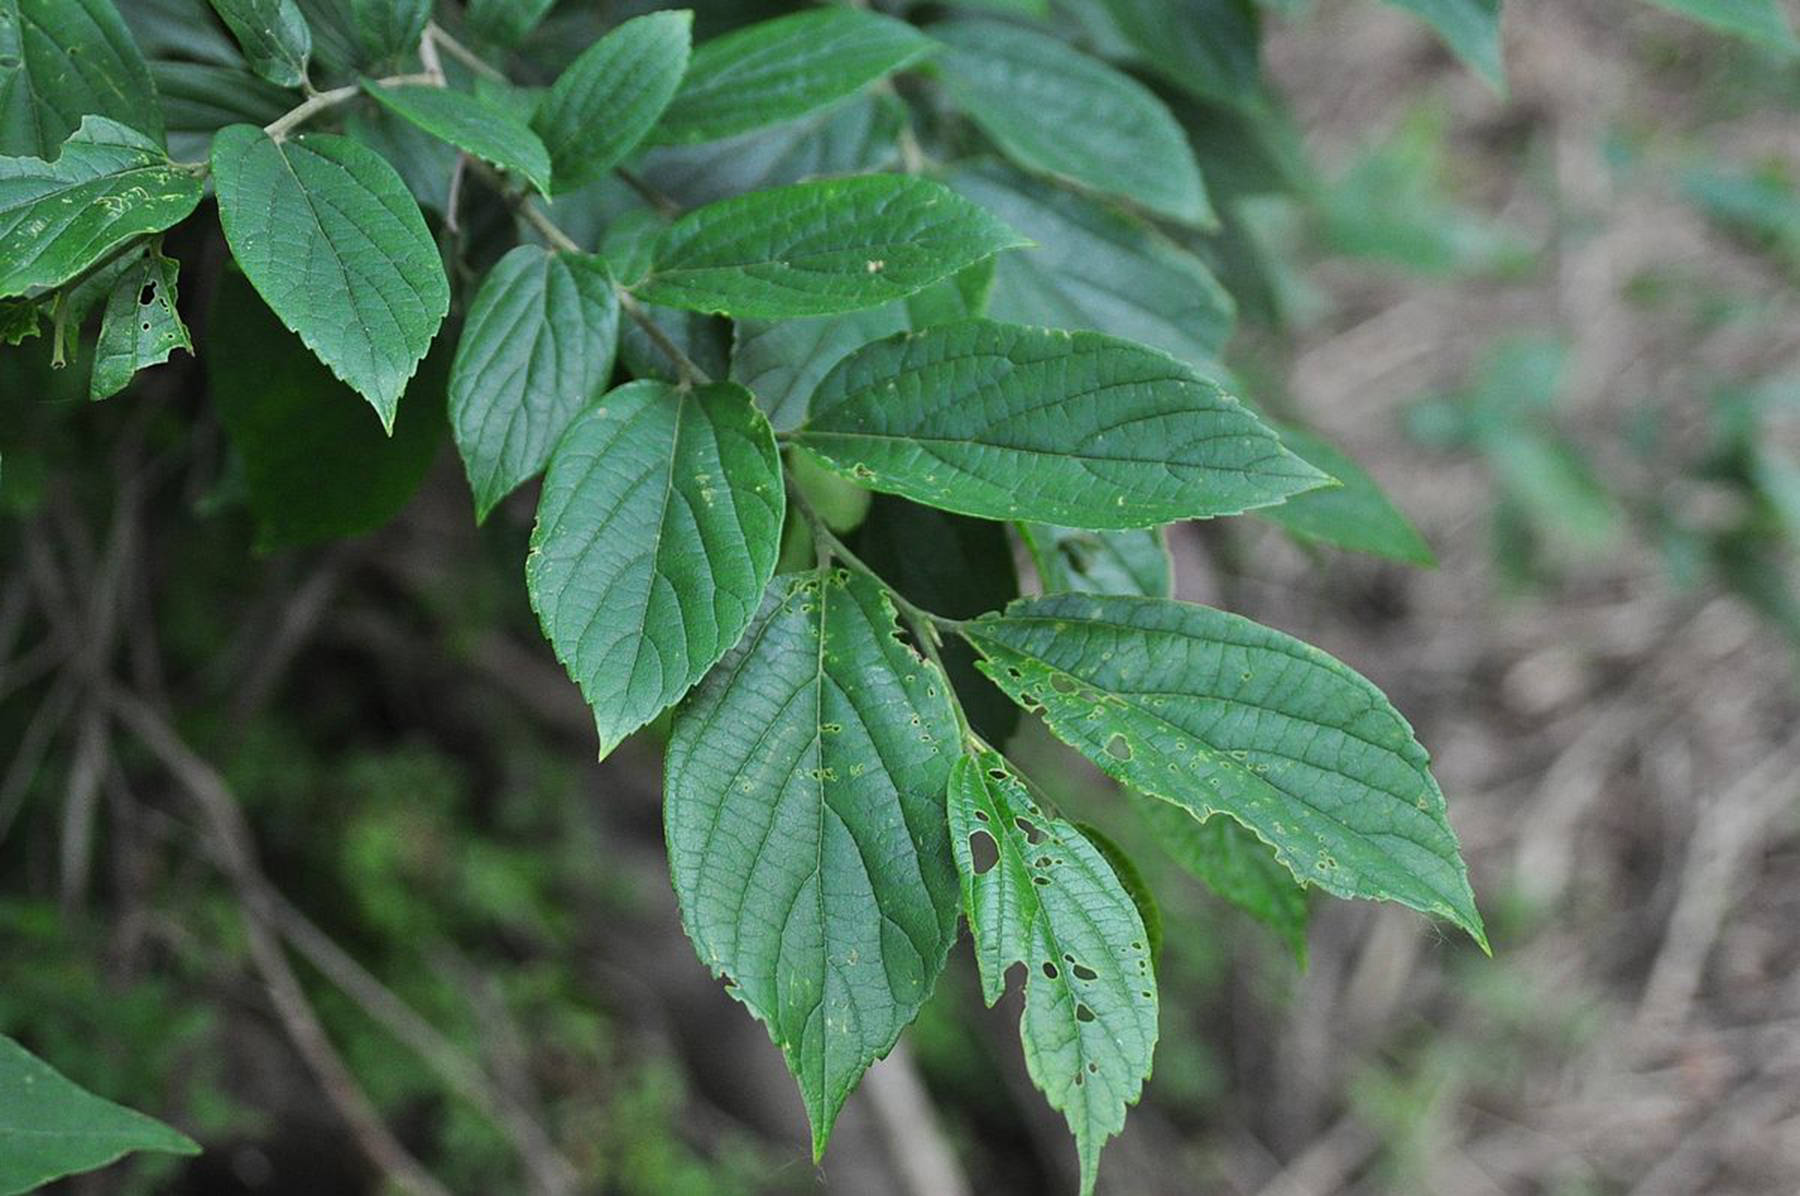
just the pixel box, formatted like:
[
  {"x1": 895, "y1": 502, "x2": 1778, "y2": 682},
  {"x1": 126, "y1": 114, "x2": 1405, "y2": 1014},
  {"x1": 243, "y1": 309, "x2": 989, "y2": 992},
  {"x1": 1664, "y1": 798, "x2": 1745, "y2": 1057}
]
[
  {"x1": 665, "y1": 567, "x2": 963, "y2": 1156},
  {"x1": 1135, "y1": 796, "x2": 1309, "y2": 962},
  {"x1": 948, "y1": 751, "x2": 1158, "y2": 1196},
  {"x1": 209, "y1": 0, "x2": 313, "y2": 88},
  {"x1": 532, "y1": 9, "x2": 691, "y2": 193},
  {"x1": 211, "y1": 123, "x2": 449, "y2": 430},
  {"x1": 635, "y1": 175, "x2": 1026, "y2": 319},
  {"x1": 0, "y1": 0, "x2": 163, "y2": 156},
  {"x1": 89, "y1": 248, "x2": 190, "y2": 400},
  {"x1": 793, "y1": 320, "x2": 1326, "y2": 528},
  {"x1": 0, "y1": 117, "x2": 201, "y2": 298},
  {"x1": 651, "y1": 7, "x2": 934, "y2": 146},
  {"x1": 528, "y1": 380, "x2": 783, "y2": 758},
  {"x1": 363, "y1": 83, "x2": 552, "y2": 195},
  {"x1": 962, "y1": 594, "x2": 1486, "y2": 947},
  {"x1": 449, "y1": 245, "x2": 619, "y2": 520}
]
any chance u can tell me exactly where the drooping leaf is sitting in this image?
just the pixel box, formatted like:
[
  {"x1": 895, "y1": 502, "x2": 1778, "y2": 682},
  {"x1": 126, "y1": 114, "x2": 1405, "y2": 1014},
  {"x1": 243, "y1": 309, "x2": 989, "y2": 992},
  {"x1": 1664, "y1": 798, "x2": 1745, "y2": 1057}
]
[
  {"x1": 1134, "y1": 796, "x2": 1309, "y2": 962},
  {"x1": 665, "y1": 568, "x2": 962, "y2": 1155},
  {"x1": 1639, "y1": 0, "x2": 1796, "y2": 52},
  {"x1": 651, "y1": 7, "x2": 934, "y2": 147},
  {"x1": 0, "y1": 0, "x2": 164, "y2": 156},
  {"x1": 464, "y1": 0, "x2": 556, "y2": 48},
  {"x1": 0, "y1": 1034, "x2": 199, "y2": 1196},
  {"x1": 731, "y1": 304, "x2": 909, "y2": 433},
  {"x1": 89, "y1": 248, "x2": 190, "y2": 401},
  {"x1": 448, "y1": 246, "x2": 618, "y2": 519},
  {"x1": 1019, "y1": 523, "x2": 1173, "y2": 597},
  {"x1": 207, "y1": 267, "x2": 446, "y2": 549},
  {"x1": 0, "y1": 117, "x2": 201, "y2": 298},
  {"x1": 634, "y1": 175, "x2": 1025, "y2": 319},
  {"x1": 962, "y1": 594, "x2": 1486, "y2": 946},
  {"x1": 794, "y1": 321, "x2": 1326, "y2": 528},
  {"x1": 209, "y1": 0, "x2": 313, "y2": 87},
  {"x1": 528, "y1": 380, "x2": 783, "y2": 758},
  {"x1": 1074, "y1": 0, "x2": 1263, "y2": 109},
  {"x1": 948, "y1": 162, "x2": 1235, "y2": 373},
  {"x1": 947, "y1": 751, "x2": 1157, "y2": 1196},
  {"x1": 211, "y1": 123, "x2": 450, "y2": 429},
  {"x1": 1257, "y1": 422, "x2": 1435, "y2": 565},
  {"x1": 1382, "y1": 0, "x2": 1505, "y2": 87},
  {"x1": 932, "y1": 20, "x2": 1211, "y2": 226},
  {"x1": 363, "y1": 82, "x2": 552, "y2": 195},
  {"x1": 531, "y1": 10, "x2": 692, "y2": 194}
]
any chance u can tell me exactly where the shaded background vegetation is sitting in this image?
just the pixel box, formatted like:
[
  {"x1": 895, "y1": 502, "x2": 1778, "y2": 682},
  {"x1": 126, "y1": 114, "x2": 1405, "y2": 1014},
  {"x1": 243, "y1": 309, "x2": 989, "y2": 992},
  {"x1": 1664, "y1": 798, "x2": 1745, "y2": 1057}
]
[{"x1": 5, "y1": 0, "x2": 1800, "y2": 1192}]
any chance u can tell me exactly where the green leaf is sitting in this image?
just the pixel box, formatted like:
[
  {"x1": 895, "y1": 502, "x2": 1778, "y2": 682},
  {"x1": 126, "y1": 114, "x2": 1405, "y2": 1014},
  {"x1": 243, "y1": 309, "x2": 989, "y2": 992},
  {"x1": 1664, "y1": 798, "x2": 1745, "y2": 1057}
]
[
  {"x1": 1078, "y1": 0, "x2": 1262, "y2": 109},
  {"x1": 208, "y1": 267, "x2": 446, "y2": 549},
  {"x1": 948, "y1": 162, "x2": 1234, "y2": 373},
  {"x1": 731, "y1": 305, "x2": 909, "y2": 434},
  {"x1": 1258, "y1": 422, "x2": 1435, "y2": 566},
  {"x1": 449, "y1": 245, "x2": 619, "y2": 520},
  {"x1": 932, "y1": 20, "x2": 1210, "y2": 227},
  {"x1": 1382, "y1": 0, "x2": 1505, "y2": 88},
  {"x1": 528, "y1": 380, "x2": 784, "y2": 758},
  {"x1": 963, "y1": 594, "x2": 1485, "y2": 947},
  {"x1": 465, "y1": 0, "x2": 556, "y2": 48},
  {"x1": 0, "y1": 0, "x2": 164, "y2": 156},
  {"x1": 634, "y1": 175, "x2": 1025, "y2": 319},
  {"x1": 346, "y1": 0, "x2": 427, "y2": 64},
  {"x1": 1135, "y1": 797, "x2": 1308, "y2": 962},
  {"x1": 652, "y1": 7, "x2": 934, "y2": 147},
  {"x1": 947, "y1": 751, "x2": 1157, "y2": 1196},
  {"x1": 1640, "y1": 0, "x2": 1798, "y2": 50},
  {"x1": 794, "y1": 320, "x2": 1326, "y2": 528},
  {"x1": 211, "y1": 123, "x2": 449, "y2": 430},
  {"x1": 0, "y1": 117, "x2": 202, "y2": 298},
  {"x1": 0, "y1": 1034, "x2": 199, "y2": 1196},
  {"x1": 343, "y1": 100, "x2": 456, "y2": 213},
  {"x1": 904, "y1": 256, "x2": 995, "y2": 328},
  {"x1": 89, "y1": 248, "x2": 190, "y2": 401},
  {"x1": 531, "y1": 10, "x2": 692, "y2": 194},
  {"x1": 209, "y1": 0, "x2": 313, "y2": 88},
  {"x1": 153, "y1": 61, "x2": 294, "y2": 160},
  {"x1": 666, "y1": 567, "x2": 962, "y2": 1155},
  {"x1": 362, "y1": 83, "x2": 552, "y2": 195},
  {"x1": 1019, "y1": 524, "x2": 1172, "y2": 598}
]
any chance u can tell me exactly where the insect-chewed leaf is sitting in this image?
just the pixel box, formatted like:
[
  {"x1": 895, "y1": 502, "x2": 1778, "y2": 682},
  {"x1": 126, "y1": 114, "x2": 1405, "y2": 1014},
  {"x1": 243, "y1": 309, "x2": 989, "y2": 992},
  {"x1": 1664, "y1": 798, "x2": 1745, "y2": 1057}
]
[
  {"x1": 793, "y1": 320, "x2": 1326, "y2": 528},
  {"x1": 947, "y1": 751, "x2": 1157, "y2": 1196},
  {"x1": 1134, "y1": 795, "x2": 1309, "y2": 962},
  {"x1": 89, "y1": 249, "x2": 190, "y2": 401},
  {"x1": 211, "y1": 123, "x2": 449, "y2": 430},
  {"x1": 0, "y1": 1034, "x2": 199, "y2": 1194},
  {"x1": 666, "y1": 567, "x2": 963, "y2": 1157},
  {"x1": 1019, "y1": 524, "x2": 1173, "y2": 598},
  {"x1": 450, "y1": 245, "x2": 619, "y2": 520},
  {"x1": 635, "y1": 175, "x2": 1025, "y2": 319},
  {"x1": 528, "y1": 380, "x2": 783, "y2": 758},
  {"x1": 651, "y1": 7, "x2": 934, "y2": 146},
  {"x1": 931, "y1": 20, "x2": 1210, "y2": 226},
  {"x1": 532, "y1": 9, "x2": 692, "y2": 193},
  {"x1": 0, "y1": 117, "x2": 201, "y2": 298},
  {"x1": 0, "y1": 0, "x2": 163, "y2": 156},
  {"x1": 1381, "y1": 0, "x2": 1505, "y2": 87},
  {"x1": 364, "y1": 83, "x2": 552, "y2": 195},
  {"x1": 209, "y1": 0, "x2": 313, "y2": 88},
  {"x1": 962, "y1": 594, "x2": 1487, "y2": 947},
  {"x1": 1258, "y1": 422, "x2": 1435, "y2": 566}
]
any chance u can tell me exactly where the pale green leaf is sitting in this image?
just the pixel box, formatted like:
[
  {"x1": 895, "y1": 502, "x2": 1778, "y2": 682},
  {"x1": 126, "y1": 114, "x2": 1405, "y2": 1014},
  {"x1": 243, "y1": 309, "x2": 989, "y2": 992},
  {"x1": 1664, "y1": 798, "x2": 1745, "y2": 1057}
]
[
  {"x1": 948, "y1": 162, "x2": 1234, "y2": 373},
  {"x1": 652, "y1": 7, "x2": 934, "y2": 146},
  {"x1": 0, "y1": 117, "x2": 201, "y2": 298},
  {"x1": 528, "y1": 380, "x2": 784, "y2": 757},
  {"x1": 0, "y1": 1034, "x2": 198, "y2": 1196},
  {"x1": 1383, "y1": 0, "x2": 1505, "y2": 87},
  {"x1": 532, "y1": 10, "x2": 692, "y2": 194},
  {"x1": 1019, "y1": 524, "x2": 1172, "y2": 598},
  {"x1": 731, "y1": 305, "x2": 909, "y2": 433},
  {"x1": 209, "y1": 0, "x2": 313, "y2": 88},
  {"x1": 666, "y1": 567, "x2": 962, "y2": 1155},
  {"x1": 1259, "y1": 422, "x2": 1435, "y2": 566},
  {"x1": 89, "y1": 248, "x2": 190, "y2": 401},
  {"x1": 363, "y1": 82, "x2": 552, "y2": 195},
  {"x1": 794, "y1": 321, "x2": 1326, "y2": 528},
  {"x1": 0, "y1": 0, "x2": 163, "y2": 156},
  {"x1": 948, "y1": 751, "x2": 1157, "y2": 1196},
  {"x1": 1135, "y1": 796, "x2": 1309, "y2": 961},
  {"x1": 1640, "y1": 0, "x2": 1798, "y2": 50},
  {"x1": 211, "y1": 122, "x2": 450, "y2": 429},
  {"x1": 449, "y1": 245, "x2": 619, "y2": 520},
  {"x1": 634, "y1": 175, "x2": 1025, "y2": 319},
  {"x1": 963, "y1": 594, "x2": 1486, "y2": 946},
  {"x1": 932, "y1": 20, "x2": 1210, "y2": 226}
]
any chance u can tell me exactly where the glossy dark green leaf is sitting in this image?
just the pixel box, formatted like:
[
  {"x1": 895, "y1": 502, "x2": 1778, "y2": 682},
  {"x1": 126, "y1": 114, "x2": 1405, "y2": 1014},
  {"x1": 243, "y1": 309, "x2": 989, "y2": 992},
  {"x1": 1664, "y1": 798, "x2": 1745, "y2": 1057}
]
[
  {"x1": 666, "y1": 567, "x2": 962, "y2": 1154},
  {"x1": 795, "y1": 321, "x2": 1325, "y2": 527},
  {"x1": 1019, "y1": 524, "x2": 1172, "y2": 598},
  {"x1": 528, "y1": 381, "x2": 783, "y2": 757},
  {"x1": 364, "y1": 82, "x2": 552, "y2": 194},
  {"x1": 1135, "y1": 796, "x2": 1308, "y2": 961},
  {"x1": 532, "y1": 10, "x2": 692, "y2": 194},
  {"x1": 209, "y1": 0, "x2": 313, "y2": 87},
  {"x1": 731, "y1": 305, "x2": 909, "y2": 433},
  {"x1": 89, "y1": 248, "x2": 190, "y2": 400},
  {"x1": 0, "y1": 0, "x2": 164, "y2": 156},
  {"x1": 1258, "y1": 422, "x2": 1435, "y2": 566}
]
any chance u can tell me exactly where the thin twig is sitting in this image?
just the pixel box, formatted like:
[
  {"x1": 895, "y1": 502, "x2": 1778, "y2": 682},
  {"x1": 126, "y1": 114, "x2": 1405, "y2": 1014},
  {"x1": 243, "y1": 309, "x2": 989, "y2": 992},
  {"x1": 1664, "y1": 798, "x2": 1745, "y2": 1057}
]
[
  {"x1": 426, "y1": 21, "x2": 507, "y2": 81},
  {"x1": 264, "y1": 73, "x2": 439, "y2": 140}
]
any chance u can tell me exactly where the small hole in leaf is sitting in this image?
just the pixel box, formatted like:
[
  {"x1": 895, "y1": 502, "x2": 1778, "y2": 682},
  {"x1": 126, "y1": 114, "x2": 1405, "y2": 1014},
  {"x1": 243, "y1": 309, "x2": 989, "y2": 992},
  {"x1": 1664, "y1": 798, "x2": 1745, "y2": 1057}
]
[
  {"x1": 138, "y1": 281, "x2": 157, "y2": 305},
  {"x1": 1073, "y1": 1072, "x2": 1084, "y2": 1087},
  {"x1": 1087, "y1": 1062, "x2": 1098, "y2": 1074},
  {"x1": 1075, "y1": 1003, "x2": 1095, "y2": 1023},
  {"x1": 1106, "y1": 734, "x2": 1132, "y2": 761},
  {"x1": 967, "y1": 830, "x2": 998, "y2": 875},
  {"x1": 1034, "y1": 855, "x2": 1052, "y2": 868},
  {"x1": 141, "y1": 322, "x2": 151, "y2": 331},
  {"x1": 1031, "y1": 875, "x2": 1050, "y2": 886},
  {"x1": 1014, "y1": 817, "x2": 1046, "y2": 844},
  {"x1": 972, "y1": 809, "x2": 989, "y2": 823},
  {"x1": 988, "y1": 768, "x2": 1007, "y2": 781},
  {"x1": 1041, "y1": 961, "x2": 1058, "y2": 980},
  {"x1": 1072, "y1": 962, "x2": 1098, "y2": 982}
]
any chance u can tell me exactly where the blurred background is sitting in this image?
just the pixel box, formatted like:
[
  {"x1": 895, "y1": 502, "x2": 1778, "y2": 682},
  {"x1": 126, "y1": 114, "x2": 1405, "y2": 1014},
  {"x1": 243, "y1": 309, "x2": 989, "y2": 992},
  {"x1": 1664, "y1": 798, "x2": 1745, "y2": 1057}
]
[{"x1": 5, "y1": 0, "x2": 1800, "y2": 1192}]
